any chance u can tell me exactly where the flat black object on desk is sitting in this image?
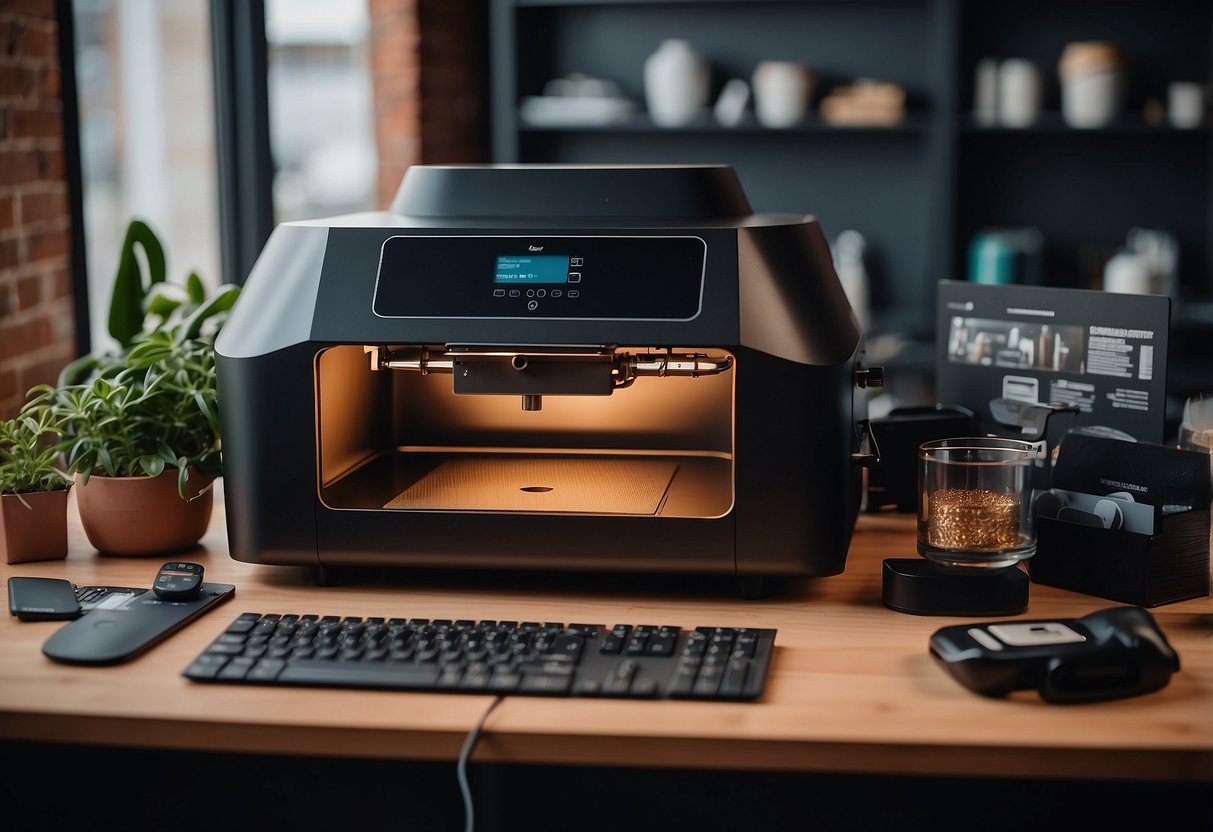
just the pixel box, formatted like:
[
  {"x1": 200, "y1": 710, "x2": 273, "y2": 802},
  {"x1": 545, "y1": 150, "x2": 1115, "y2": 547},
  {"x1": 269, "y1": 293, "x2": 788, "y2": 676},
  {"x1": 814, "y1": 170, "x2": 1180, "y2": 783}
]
[
  {"x1": 42, "y1": 584, "x2": 236, "y2": 665},
  {"x1": 184, "y1": 614, "x2": 776, "y2": 701}
]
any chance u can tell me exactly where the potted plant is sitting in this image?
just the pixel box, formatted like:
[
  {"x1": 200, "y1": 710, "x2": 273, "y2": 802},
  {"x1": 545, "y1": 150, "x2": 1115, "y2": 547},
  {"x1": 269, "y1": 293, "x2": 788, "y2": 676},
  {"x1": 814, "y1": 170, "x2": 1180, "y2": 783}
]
[
  {"x1": 50, "y1": 219, "x2": 240, "y2": 556},
  {"x1": 0, "y1": 391, "x2": 72, "y2": 563}
]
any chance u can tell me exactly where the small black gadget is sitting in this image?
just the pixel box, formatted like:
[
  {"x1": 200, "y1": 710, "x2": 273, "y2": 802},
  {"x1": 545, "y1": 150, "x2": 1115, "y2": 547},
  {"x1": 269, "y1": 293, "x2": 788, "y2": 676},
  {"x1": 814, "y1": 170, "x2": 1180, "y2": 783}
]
[
  {"x1": 153, "y1": 562, "x2": 204, "y2": 600},
  {"x1": 929, "y1": 606, "x2": 1179, "y2": 703},
  {"x1": 7, "y1": 577, "x2": 81, "y2": 621}
]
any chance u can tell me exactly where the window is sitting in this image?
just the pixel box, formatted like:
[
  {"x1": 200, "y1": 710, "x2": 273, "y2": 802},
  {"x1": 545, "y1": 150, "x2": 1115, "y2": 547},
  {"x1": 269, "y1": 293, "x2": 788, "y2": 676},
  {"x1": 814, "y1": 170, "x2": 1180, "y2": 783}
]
[
  {"x1": 73, "y1": 0, "x2": 221, "y2": 353},
  {"x1": 265, "y1": 0, "x2": 378, "y2": 222}
]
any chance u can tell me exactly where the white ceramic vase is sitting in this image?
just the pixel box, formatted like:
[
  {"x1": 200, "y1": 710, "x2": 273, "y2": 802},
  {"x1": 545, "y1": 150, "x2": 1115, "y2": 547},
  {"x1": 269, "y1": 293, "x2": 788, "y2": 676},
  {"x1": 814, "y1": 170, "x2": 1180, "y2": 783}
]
[{"x1": 644, "y1": 39, "x2": 710, "y2": 127}]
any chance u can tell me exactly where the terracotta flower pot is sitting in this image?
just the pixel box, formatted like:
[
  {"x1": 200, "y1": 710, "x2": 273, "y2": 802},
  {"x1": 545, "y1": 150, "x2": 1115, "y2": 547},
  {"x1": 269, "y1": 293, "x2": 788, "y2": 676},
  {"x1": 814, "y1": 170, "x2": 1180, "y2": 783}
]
[
  {"x1": 75, "y1": 469, "x2": 214, "y2": 556},
  {"x1": 0, "y1": 489, "x2": 70, "y2": 563}
]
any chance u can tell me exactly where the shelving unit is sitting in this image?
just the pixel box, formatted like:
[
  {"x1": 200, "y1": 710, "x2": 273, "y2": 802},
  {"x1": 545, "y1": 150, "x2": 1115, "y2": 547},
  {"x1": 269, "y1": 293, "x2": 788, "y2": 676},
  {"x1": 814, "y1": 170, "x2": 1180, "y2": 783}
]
[{"x1": 490, "y1": 0, "x2": 1213, "y2": 424}]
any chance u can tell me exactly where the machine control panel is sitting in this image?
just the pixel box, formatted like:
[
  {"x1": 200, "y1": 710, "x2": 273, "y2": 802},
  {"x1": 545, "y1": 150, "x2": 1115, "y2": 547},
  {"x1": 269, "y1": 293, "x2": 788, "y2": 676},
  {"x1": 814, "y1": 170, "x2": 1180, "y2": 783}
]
[{"x1": 373, "y1": 235, "x2": 705, "y2": 320}]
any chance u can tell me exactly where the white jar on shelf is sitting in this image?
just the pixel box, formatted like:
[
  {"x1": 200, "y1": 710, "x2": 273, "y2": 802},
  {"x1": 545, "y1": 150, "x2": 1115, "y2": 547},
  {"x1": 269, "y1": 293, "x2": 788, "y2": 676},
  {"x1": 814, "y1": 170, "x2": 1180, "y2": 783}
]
[
  {"x1": 1058, "y1": 41, "x2": 1126, "y2": 128},
  {"x1": 644, "y1": 39, "x2": 710, "y2": 127}
]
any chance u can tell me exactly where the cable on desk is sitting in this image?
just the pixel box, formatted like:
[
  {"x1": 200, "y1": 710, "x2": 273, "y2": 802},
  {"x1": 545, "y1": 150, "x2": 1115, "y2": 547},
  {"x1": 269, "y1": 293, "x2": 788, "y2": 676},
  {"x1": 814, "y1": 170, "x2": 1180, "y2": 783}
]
[{"x1": 458, "y1": 694, "x2": 505, "y2": 832}]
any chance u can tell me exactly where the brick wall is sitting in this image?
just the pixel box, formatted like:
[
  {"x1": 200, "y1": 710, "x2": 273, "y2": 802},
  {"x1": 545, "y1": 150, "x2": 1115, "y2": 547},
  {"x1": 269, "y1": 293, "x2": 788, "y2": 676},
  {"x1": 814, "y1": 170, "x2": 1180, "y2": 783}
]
[
  {"x1": 0, "y1": 0, "x2": 75, "y2": 420},
  {"x1": 370, "y1": 0, "x2": 488, "y2": 208}
]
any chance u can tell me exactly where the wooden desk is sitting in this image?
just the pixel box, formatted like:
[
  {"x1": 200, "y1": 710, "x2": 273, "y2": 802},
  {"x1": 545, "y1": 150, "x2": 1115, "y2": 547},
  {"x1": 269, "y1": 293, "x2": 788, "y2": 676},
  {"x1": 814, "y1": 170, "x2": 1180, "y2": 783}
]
[{"x1": 1, "y1": 490, "x2": 1210, "y2": 783}]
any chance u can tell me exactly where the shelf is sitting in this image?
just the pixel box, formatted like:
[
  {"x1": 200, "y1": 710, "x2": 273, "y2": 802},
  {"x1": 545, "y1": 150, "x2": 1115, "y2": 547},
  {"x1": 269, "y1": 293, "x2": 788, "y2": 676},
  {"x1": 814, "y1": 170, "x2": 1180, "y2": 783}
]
[
  {"x1": 959, "y1": 113, "x2": 1210, "y2": 135},
  {"x1": 518, "y1": 112, "x2": 929, "y2": 135},
  {"x1": 496, "y1": 0, "x2": 1213, "y2": 335}
]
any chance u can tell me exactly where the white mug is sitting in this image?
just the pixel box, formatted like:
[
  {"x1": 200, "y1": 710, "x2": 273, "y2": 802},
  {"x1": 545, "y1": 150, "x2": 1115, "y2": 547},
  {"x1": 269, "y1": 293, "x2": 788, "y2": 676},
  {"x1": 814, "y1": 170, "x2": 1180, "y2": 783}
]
[
  {"x1": 1168, "y1": 81, "x2": 1206, "y2": 129},
  {"x1": 998, "y1": 59, "x2": 1041, "y2": 128},
  {"x1": 752, "y1": 61, "x2": 813, "y2": 128}
]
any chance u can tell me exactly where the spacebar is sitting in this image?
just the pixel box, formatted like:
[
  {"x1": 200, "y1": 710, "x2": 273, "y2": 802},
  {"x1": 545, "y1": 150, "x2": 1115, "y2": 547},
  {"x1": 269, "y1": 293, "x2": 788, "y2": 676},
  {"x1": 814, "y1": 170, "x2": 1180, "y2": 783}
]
[{"x1": 279, "y1": 660, "x2": 440, "y2": 689}]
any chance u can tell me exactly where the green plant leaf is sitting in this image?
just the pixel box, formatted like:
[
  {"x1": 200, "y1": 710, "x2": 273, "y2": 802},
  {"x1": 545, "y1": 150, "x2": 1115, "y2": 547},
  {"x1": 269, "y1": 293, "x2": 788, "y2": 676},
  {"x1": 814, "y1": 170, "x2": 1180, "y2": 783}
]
[
  {"x1": 186, "y1": 272, "x2": 205, "y2": 305},
  {"x1": 57, "y1": 354, "x2": 99, "y2": 387},
  {"x1": 139, "y1": 455, "x2": 165, "y2": 478},
  {"x1": 96, "y1": 446, "x2": 115, "y2": 477},
  {"x1": 145, "y1": 281, "x2": 189, "y2": 320},
  {"x1": 109, "y1": 219, "x2": 166, "y2": 347},
  {"x1": 182, "y1": 284, "x2": 241, "y2": 340}
]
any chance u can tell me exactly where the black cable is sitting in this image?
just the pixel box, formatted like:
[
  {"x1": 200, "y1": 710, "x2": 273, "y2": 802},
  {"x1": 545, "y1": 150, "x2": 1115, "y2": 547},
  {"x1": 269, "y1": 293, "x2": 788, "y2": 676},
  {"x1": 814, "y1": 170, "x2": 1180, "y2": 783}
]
[{"x1": 458, "y1": 694, "x2": 505, "y2": 832}]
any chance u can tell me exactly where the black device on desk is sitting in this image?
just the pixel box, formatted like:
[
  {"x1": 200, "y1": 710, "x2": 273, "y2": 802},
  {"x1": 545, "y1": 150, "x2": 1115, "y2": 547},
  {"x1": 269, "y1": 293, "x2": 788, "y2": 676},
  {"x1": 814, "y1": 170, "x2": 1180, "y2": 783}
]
[
  {"x1": 42, "y1": 563, "x2": 234, "y2": 665},
  {"x1": 8, "y1": 577, "x2": 81, "y2": 621},
  {"x1": 929, "y1": 606, "x2": 1179, "y2": 703},
  {"x1": 185, "y1": 614, "x2": 776, "y2": 701},
  {"x1": 215, "y1": 164, "x2": 880, "y2": 599}
]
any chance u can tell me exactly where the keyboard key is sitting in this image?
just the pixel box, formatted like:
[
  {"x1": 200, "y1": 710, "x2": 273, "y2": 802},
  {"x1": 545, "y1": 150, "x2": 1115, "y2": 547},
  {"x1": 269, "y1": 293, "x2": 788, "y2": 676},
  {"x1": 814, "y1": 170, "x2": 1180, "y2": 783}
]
[
  {"x1": 623, "y1": 635, "x2": 649, "y2": 656},
  {"x1": 719, "y1": 658, "x2": 750, "y2": 698},
  {"x1": 548, "y1": 634, "x2": 584, "y2": 661},
  {"x1": 206, "y1": 643, "x2": 245, "y2": 656},
  {"x1": 521, "y1": 673, "x2": 573, "y2": 694},
  {"x1": 184, "y1": 659, "x2": 225, "y2": 679},
  {"x1": 599, "y1": 635, "x2": 625, "y2": 654},
  {"x1": 438, "y1": 665, "x2": 465, "y2": 687},
  {"x1": 280, "y1": 660, "x2": 440, "y2": 688},
  {"x1": 668, "y1": 664, "x2": 699, "y2": 697},
  {"x1": 488, "y1": 669, "x2": 522, "y2": 692},
  {"x1": 460, "y1": 664, "x2": 491, "y2": 690},
  {"x1": 217, "y1": 656, "x2": 253, "y2": 680},
  {"x1": 631, "y1": 678, "x2": 658, "y2": 698},
  {"x1": 248, "y1": 658, "x2": 286, "y2": 682},
  {"x1": 646, "y1": 635, "x2": 676, "y2": 656},
  {"x1": 692, "y1": 665, "x2": 724, "y2": 696}
]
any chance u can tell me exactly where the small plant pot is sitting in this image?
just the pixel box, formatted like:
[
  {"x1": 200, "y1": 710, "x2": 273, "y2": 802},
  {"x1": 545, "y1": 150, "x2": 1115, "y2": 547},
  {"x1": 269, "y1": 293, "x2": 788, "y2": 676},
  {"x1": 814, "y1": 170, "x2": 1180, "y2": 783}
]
[
  {"x1": 75, "y1": 470, "x2": 214, "y2": 556},
  {"x1": 0, "y1": 489, "x2": 70, "y2": 563}
]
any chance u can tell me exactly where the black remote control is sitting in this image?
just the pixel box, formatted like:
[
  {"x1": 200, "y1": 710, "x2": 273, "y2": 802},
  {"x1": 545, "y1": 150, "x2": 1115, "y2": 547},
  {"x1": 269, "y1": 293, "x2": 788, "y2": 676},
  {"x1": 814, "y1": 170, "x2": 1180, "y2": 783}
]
[{"x1": 153, "y1": 562, "x2": 204, "y2": 601}]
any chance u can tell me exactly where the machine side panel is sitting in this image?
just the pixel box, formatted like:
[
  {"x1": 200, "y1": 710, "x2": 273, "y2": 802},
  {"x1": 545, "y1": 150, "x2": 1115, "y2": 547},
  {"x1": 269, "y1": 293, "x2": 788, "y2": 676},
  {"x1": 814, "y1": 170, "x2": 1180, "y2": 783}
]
[
  {"x1": 216, "y1": 347, "x2": 321, "y2": 565},
  {"x1": 732, "y1": 352, "x2": 859, "y2": 578},
  {"x1": 737, "y1": 221, "x2": 860, "y2": 367},
  {"x1": 215, "y1": 224, "x2": 329, "y2": 566}
]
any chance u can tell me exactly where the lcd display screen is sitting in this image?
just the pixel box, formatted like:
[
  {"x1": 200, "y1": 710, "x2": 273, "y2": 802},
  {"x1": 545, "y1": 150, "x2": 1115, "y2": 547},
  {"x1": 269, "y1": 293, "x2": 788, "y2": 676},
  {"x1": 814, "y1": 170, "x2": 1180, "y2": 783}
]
[{"x1": 494, "y1": 255, "x2": 569, "y2": 284}]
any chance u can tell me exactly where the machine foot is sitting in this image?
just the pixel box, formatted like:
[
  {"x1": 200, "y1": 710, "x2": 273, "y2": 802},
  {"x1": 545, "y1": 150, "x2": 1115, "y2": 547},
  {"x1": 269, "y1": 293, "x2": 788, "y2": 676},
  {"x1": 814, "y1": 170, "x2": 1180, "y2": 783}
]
[
  {"x1": 310, "y1": 565, "x2": 340, "y2": 587},
  {"x1": 737, "y1": 575, "x2": 765, "y2": 600}
]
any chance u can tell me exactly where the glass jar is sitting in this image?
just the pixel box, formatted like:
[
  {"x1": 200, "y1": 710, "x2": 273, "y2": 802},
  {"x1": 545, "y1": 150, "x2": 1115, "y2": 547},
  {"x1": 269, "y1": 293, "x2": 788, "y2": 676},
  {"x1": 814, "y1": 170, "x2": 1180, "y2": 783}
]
[{"x1": 918, "y1": 437, "x2": 1041, "y2": 569}]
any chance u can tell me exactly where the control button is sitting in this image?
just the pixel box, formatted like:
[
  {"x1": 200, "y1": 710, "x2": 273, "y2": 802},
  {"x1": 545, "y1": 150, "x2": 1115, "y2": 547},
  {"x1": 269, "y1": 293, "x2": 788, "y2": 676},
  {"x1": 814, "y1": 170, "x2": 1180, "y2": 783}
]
[
  {"x1": 508, "y1": 289, "x2": 520, "y2": 297},
  {"x1": 536, "y1": 289, "x2": 546, "y2": 298},
  {"x1": 526, "y1": 289, "x2": 536, "y2": 297},
  {"x1": 527, "y1": 300, "x2": 539, "y2": 311},
  {"x1": 550, "y1": 289, "x2": 562, "y2": 297},
  {"x1": 567, "y1": 290, "x2": 580, "y2": 298},
  {"x1": 570, "y1": 257, "x2": 583, "y2": 267},
  {"x1": 567, "y1": 272, "x2": 581, "y2": 283},
  {"x1": 493, "y1": 288, "x2": 506, "y2": 297}
]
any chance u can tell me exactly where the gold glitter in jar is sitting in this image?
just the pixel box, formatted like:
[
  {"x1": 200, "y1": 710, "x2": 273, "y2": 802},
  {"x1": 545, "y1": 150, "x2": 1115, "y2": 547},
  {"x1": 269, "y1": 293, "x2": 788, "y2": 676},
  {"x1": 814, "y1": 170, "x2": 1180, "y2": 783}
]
[{"x1": 925, "y1": 488, "x2": 1020, "y2": 551}]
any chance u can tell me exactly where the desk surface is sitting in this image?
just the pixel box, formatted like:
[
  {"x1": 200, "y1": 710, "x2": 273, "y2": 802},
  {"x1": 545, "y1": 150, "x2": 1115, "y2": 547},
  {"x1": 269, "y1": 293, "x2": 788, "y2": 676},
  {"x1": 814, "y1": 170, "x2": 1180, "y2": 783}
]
[{"x1": 2, "y1": 489, "x2": 1210, "y2": 782}]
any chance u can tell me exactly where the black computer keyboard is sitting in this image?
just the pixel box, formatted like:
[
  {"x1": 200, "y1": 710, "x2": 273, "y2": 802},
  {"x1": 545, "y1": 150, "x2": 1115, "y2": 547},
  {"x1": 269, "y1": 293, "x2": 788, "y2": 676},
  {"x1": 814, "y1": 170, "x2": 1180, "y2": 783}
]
[{"x1": 184, "y1": 614, "x2": 776, "y2": 700}]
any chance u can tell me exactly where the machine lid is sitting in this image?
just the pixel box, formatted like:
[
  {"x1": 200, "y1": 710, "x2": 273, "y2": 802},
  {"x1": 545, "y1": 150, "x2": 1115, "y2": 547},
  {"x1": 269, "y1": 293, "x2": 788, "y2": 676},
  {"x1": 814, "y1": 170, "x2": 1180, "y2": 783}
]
[{"x1": 389, "y1": 164, "x2": 754, "y2": 220}]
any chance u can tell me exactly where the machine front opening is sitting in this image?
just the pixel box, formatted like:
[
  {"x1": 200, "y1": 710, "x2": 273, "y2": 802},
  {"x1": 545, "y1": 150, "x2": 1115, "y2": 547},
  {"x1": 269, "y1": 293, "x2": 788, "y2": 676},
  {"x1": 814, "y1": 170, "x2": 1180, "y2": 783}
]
[{"x1": 314, "y1": 344, "x2": 735, "y2": 518}]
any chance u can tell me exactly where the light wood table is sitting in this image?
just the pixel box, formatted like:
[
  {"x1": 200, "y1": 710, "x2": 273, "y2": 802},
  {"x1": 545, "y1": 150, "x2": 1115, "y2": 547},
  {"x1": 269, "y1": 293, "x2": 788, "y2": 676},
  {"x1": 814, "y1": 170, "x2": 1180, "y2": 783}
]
[{"x1": 1, "y1": 489, "x2": 1210, "y2": 783}]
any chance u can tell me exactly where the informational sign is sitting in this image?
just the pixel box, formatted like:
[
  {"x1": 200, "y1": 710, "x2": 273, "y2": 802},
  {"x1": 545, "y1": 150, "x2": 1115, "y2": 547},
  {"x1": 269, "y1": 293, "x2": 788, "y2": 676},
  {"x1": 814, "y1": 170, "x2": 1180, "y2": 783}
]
[{"x1": 935, "y1": 280, "x2": 1170, "y2": 442}]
